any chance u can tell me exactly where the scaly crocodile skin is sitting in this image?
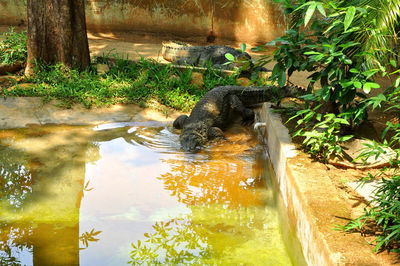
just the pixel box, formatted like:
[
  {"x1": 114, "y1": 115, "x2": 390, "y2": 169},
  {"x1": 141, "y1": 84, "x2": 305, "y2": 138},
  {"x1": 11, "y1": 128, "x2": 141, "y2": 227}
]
[{"x1": 173, "y1": 85, "x2": 305, "y2": 151}]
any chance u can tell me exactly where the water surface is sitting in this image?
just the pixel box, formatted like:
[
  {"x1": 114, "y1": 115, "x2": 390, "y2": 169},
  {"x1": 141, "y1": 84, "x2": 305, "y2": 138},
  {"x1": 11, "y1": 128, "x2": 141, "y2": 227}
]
[{"x1": 0, "y1": 122, "x2": 295, "y2": 265}]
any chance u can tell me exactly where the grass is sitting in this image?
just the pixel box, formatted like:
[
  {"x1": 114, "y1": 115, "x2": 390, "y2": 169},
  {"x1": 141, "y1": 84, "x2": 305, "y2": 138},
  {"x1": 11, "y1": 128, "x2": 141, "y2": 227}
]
[
  {"x1": 1, "y1": 54, "x2": 246, "y2": 110},
  {"x1": 0, "y1": 27, "x2": 27, "y2": 64},
  {"x1": 0, "y1": 27, "x2": 273, "y2": 111}
]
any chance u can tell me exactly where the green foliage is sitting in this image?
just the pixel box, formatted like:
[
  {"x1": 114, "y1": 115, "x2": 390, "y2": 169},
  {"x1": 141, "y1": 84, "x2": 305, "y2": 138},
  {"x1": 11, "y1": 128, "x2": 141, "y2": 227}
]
[
  {"x1": 332, "y1": 72, "x2": 400, "y2": 253},
  {"x1": 267, "y1": 3, "x2": 400, "y2": 252},
  {"x1": 259, "y1": 0, "x2": 384, "y2": 161},
  {"x1": 224, "y1": 42, "x2": 253, "y2": 72},
  {"x1": 267, "y1": 1, "x2": 377, "y2": 122},
  {"x1": 262, "y1": 0, "x2": 400, "y2": 163},
  {"x1": 2, "y1": 55, "x2": 239, "y2": 111},
  {"x1": 281, "y1": 0, "x2": 400, "y2": 68},
  {"x1": 359, "y1": 82, "x2": 400, "y2": 160},
  {"x1": 346, "y1": 0, "x2": 400, "y2": 68},
  {"x1": 289, "y1": 105, "x2": 353, "y2": 160},
  {"x1": 80, "y1": 229, "x2": 102, "y2": 248},
  {"x1": 129, "y1": 218, "x2": 211, "y2": 265},
  {"x1": 340, "y1": 177, "x2": 400, "y2": 252},
  {"x1": 0, "y1": 27, "x2": 27, "y2": 64},
  {"x1": 0, "y1": 26, "x2": 242, "y2": 110}
]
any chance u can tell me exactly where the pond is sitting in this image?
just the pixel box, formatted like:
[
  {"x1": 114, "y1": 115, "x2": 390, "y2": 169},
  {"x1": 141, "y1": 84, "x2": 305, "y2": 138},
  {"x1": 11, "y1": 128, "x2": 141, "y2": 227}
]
[{"x1": 0, "y1": 122, "x2": 304, "y2": 265}]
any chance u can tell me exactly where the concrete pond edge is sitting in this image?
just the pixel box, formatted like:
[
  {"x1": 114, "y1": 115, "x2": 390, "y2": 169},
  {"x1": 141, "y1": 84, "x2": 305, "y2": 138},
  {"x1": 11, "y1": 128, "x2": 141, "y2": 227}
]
[
  {"x1": 0, "y1": 96, "x2": 184, "y2": 129},
  {"x1": 255, "y1": 103, "x2": 384, "y2": 266}
]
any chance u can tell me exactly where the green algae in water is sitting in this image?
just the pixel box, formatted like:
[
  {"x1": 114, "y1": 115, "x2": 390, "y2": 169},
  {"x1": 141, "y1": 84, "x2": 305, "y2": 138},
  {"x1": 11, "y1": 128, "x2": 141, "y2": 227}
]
[{"x1": 0, "y1": 124, "x2": 299, "y2": 265}]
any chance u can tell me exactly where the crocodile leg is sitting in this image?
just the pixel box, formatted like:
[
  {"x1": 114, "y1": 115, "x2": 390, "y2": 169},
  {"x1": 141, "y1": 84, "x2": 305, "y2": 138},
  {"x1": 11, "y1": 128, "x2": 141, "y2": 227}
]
[
  {"x1": 173, "y1": 115, "x2": 189, "y2": 129},
  {"x1": 229, "y1": 94, "x2": 255, "y2": 123},
  {"x1": 208, "y1": 127, "x2": 225, "y2": 140}
]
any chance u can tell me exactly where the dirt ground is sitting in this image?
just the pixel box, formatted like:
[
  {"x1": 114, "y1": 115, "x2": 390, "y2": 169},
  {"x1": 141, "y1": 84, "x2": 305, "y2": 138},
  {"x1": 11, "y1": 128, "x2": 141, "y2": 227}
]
[{"x1": 86, "y1": 30, "x2": 272, "y2": 60}]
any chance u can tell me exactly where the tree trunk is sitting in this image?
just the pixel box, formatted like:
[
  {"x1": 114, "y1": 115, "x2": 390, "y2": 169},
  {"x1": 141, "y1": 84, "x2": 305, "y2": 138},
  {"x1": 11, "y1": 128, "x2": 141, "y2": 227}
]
[{"x1": 25, "y1": 0, "x2": 90, "y2": 76}]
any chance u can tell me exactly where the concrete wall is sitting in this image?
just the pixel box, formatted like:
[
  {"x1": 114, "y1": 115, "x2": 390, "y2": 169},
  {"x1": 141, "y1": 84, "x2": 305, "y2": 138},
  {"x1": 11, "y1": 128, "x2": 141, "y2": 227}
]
[
  {"x1": 255, "y1": 103, "x2": 387, "y2": 265},
  {"x1": 0, "y1": 0, "x2": 285, "y2": 43}
]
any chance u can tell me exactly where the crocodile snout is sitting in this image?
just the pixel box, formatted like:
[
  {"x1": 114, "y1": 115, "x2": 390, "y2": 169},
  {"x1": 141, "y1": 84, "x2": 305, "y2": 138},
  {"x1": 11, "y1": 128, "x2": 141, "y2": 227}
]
[{"x1": 180, "y1": 134, "x2": 202, "y2": 152}]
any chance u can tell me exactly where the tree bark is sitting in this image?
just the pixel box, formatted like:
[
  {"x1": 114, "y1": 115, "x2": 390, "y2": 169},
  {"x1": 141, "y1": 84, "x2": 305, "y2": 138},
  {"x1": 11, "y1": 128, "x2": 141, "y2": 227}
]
[{"x1": 25, "y1": 0, "x2": 90, "y2": 76}]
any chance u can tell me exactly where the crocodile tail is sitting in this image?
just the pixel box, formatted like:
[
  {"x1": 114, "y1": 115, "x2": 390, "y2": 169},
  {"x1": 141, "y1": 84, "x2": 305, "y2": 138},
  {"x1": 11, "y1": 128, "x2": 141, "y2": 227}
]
[
  {"x1": 230, "y1": 85, "x2": 306, "y2": 105},
  {"x1": 228, "y1": 86, "x2": 279, "y2": 105},
  {"x1": 162, "y1": 41, "x2": 186, "y2": 62},
  {"x1": 162, "y1": 41, "x2": 196, "y2": 63},
  {"x1": 281, "y1": 83, "x2": 307, "y2": 98}
]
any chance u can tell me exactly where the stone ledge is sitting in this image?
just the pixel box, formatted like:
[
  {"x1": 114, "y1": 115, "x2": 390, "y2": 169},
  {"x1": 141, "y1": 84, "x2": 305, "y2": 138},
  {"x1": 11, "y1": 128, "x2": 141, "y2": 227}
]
[
  {"x1": 0, "y1": 97, "x2": 182, "y2": 129},
  {"x1": 348, "y1": 181, "x2": 382, "y2": 204},
  {"x1": 255, "y1": 103, "x2": 384, "y2": 266}
]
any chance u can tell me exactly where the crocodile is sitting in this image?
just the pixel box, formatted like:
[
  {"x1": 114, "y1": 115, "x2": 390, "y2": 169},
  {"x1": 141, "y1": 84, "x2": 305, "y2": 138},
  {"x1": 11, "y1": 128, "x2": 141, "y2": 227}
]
[
  {"x1": 162, "y1": 41, "x2": 251, "y2": 70},
  {"x1": 173, "y1": 85, "x2": 304, "y2": 152}
]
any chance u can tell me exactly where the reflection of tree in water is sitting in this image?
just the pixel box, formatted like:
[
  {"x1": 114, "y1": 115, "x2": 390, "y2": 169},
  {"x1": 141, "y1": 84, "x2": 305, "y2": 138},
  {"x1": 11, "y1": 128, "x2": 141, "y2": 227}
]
[
  {"x1": 129, "y1": 218, "x2": 211, "y2": 265},
  {"x1": 159, "y1": 149, "x2": 264, "y2": 207},
  {"x1": 0, "y1": 223, "x2": 32, "y2": 265},
  {"x1": 0, "y1": 141, "x2": 34, "y2": 264},
  {"x1": 0, "y1": 127, "x2": 105, "y2": 264},
  {"x1": 129, "y1": 136, "x2": 281, "y2": 264},
  {"x1": 0, "y1": 142, "x2": 33, "y2": 209},
  {"x1": 0, "y1": 125, "x2": 172, "y2": 264},
  {"x1": 128, "y1": 203, "x2": 279, "y2": 265}
]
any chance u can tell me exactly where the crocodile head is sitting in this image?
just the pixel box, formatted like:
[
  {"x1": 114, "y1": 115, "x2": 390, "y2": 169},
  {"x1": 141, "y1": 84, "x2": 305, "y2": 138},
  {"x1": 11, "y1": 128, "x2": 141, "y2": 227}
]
[{"x1": 180, "y1": 122, "x2": 208, "y2": 152}]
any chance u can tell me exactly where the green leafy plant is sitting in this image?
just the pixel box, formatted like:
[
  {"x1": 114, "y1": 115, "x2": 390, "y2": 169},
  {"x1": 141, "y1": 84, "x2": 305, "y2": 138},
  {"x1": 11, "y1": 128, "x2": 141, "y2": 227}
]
[
  {"x1": 335, "y1": 65, "x2": 400, "y2": 253},
  {"x1": 290, "y1": 106, "x2": 353, "y2": 161},
  {"x1": 339, "y1": 177, "x2": 400, "y2": 252},
  {"x1": 224, "y1": 42, "x2": 253, "y2": 72},
  {"x1": 268, "y1": 1, "x2": 377, "y2": 117},
  {"x1": 268, "y1": 3, "x2": 400, "y2": 251},
  {"x1": 258, "y1": 0, "x2": 393, "y2": 161},
  {"x1": 0, "y1": 27, "x2": 27, "y2": 64}
]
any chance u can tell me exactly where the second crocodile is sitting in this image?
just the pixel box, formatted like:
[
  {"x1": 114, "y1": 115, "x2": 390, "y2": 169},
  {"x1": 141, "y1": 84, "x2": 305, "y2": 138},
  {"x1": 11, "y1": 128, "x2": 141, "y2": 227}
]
[{"x1": 162, "y1": 41, "x2": 251, "y2": 70}]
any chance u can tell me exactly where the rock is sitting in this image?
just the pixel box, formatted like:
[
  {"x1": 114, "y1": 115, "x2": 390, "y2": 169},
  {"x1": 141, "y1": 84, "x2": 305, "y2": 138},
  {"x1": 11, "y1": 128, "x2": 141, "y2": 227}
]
[
  {"x1": 237, "y1": 77, "x2": 251, "y2": 86},
  {"x1": 256, "y1": 71, "x2": 272, "y2": 85},
  {"x1": 97, "y1": 64, "x2": 110, "y2": 75},
  {"x1": 347, "y1": 180, "x2": 382, "y2": 203},
  {"x1": 258, "y1": 71, "x2": 271, "y2": 80},
  {"x1": 279, "y1": 97, "x2": 304, "y2": 109},
  {"x1": 0, "y1": 62, "x2": 23, "y2": 75},
  {"x1": 190, "y1": 72, "x2": 204, "y2": 87},
  {"x1": 168, "y1": 74, "x2": 180, "y2": 82},
  {"x1": 8, "y1": 83, "x2": 37, "y2": 92},
  {"x1": 329, "y1": 138, "x2": 397, "y2": 169},
  {"x1": 258, "y1": 70, "x2": 271, "y2": 77},
  {"x1": 0, "y1": 75, "x2": 22, "y2": 86}
]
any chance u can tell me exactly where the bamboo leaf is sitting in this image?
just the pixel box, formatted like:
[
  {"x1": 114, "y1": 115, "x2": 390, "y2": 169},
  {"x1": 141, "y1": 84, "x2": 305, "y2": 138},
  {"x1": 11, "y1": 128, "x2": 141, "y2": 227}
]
[
  {"x1": 304, "y1": 3, "x2": 317, "y2": 27},
  {"x1": 344, "y1": 6, "x2": 356, "y2": 31},
  {"x1": 317, "y1": 3, "x2": 326, "y2": 17}
]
